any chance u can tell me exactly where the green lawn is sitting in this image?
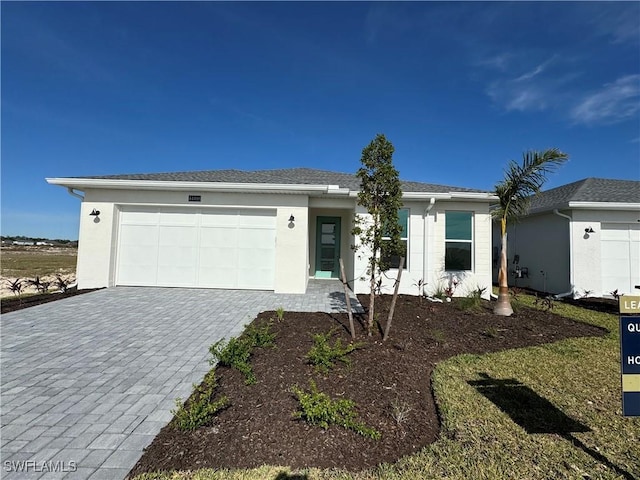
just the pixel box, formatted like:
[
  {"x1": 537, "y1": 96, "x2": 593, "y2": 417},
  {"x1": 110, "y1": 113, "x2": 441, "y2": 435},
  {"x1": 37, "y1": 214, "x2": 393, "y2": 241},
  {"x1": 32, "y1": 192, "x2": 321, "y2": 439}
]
[
  {"x1": 1, "y1": 248, "x2": 77, "y2": 278},
  {"x1": 134, "y1": 295, "x2": 640, "y2": 480}
]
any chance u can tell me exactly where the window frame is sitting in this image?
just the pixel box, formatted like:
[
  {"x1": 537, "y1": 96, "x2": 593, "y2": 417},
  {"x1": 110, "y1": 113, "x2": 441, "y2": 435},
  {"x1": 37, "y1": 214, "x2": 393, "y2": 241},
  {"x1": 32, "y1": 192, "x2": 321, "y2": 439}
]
[
  {"x1": 444, "y1": 211, "x2": 474, "y2": 272},
  {"x1": 382, "y1": 208, "x2": 409, "y2": 270}
]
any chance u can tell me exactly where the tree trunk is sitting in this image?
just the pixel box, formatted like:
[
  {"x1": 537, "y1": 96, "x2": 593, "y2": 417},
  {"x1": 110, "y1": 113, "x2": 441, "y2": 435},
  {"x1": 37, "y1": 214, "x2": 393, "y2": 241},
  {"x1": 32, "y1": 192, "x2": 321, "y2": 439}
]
[
  {"x1": 383, "y1": 256, "x2": 404, "y2": 341},
  {"x1": 368, "y1": 257, "x2": 376, "y2": 336},
  {"x1": 494, "y1": 217, "x2": 513, "y2": 316},
  {"x1": 339, "y1": 258, "x2": 356, "y2": 340}
]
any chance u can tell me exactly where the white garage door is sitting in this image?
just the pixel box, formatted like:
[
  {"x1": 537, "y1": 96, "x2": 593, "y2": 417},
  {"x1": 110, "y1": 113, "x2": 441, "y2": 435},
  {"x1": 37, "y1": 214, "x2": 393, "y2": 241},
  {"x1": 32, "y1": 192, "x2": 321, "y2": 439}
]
[
  {"x1": 601, "y1": 223, "x2": 640, "y2": 296},
  {"x1": 116, "y1": 207, "x2": 276, "y2": 290}
]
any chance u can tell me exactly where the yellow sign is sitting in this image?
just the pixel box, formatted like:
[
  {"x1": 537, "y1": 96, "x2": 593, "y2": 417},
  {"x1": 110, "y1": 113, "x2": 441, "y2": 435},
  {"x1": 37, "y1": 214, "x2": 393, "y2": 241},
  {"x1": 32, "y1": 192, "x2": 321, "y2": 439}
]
[{"x1": 620, "y1": 296, "x2": 640, "y2": 314}]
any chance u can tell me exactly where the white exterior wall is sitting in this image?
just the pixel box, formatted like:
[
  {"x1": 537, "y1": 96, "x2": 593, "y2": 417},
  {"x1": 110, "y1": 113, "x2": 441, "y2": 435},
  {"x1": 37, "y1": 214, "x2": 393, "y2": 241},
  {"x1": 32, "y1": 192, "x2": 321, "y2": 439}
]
[
  {"x1": 571, "y1": 209, "x2": 639, "y2": 297},
  {"x1": 495, "y1": 212, "x2": 571, "y2": 294},
  {"x1": 494, "y1": 208, "x2": 640, "y2": 297},
  {"x1": 77, "y1": 188, "x2": 309, "y2": 293},
  {"x1": 353, "y1": 200, "x2": 493, "y2": 298}
]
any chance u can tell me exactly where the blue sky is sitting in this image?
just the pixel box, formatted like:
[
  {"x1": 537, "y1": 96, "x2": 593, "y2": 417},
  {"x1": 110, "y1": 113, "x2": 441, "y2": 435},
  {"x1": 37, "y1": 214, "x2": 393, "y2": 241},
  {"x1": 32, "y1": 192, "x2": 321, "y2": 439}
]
[{"x1": 2, "y1": 1, "x2": 639, "y2": 240}]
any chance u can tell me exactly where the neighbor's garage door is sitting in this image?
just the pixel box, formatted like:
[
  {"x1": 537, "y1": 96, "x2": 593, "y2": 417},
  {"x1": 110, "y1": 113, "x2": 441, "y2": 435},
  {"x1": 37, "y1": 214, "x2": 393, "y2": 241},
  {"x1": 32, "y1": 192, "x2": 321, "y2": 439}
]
[
  {"x1": 601, "y1": 223, "x2": 640, "y2": 296},
  {"x1": 116, "y1": 207, "x2": 276, "y2": 290}
]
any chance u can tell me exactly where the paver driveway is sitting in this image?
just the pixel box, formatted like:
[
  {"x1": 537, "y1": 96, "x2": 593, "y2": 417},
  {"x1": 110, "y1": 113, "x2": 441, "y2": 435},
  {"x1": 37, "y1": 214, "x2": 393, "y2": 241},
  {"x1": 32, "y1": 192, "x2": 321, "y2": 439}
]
[{"x1": 1, "y1": 282, "x2": 362, "y2": 479}]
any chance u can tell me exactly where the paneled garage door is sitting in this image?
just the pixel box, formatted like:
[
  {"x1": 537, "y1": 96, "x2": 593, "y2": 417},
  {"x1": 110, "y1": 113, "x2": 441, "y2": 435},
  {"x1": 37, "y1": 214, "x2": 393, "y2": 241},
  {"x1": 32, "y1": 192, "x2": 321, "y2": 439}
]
[
  {"x1": 601, "y1": 223, "x2": 640, "y2": 296},
  {"x1": 116, "y1": 207, "x2": 276, "y2": 290}
]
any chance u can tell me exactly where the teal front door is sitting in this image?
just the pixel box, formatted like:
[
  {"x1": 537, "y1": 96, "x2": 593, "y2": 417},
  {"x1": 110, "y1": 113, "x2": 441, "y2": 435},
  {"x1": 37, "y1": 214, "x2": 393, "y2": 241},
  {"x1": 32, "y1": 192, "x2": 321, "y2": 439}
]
[{"x1": 315, "y1": 217, "x2": 341, "y2": 278}]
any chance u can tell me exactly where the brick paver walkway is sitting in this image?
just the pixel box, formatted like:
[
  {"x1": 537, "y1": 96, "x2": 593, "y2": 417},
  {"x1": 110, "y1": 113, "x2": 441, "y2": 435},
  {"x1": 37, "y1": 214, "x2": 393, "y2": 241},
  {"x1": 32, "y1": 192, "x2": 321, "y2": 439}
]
[{"x1": 1, "y1": 281, "x2": 362, "y2": 479}]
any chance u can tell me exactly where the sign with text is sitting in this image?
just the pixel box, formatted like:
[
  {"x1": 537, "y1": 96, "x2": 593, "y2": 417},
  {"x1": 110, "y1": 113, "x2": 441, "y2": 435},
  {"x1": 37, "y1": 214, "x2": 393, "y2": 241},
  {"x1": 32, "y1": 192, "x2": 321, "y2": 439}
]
[
  {"x1": 620, "y1": 313, "x2": 640, "y2": 416},
  {"x1": 620, "y1": 296, "x2": 640, "y2": 314}
]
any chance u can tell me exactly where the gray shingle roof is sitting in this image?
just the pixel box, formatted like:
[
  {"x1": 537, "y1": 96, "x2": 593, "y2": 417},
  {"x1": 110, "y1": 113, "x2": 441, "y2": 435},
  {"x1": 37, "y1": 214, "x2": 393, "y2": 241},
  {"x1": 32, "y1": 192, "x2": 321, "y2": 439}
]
[
  {"x1": 529, "y1": 178, "x2": 640, "y2": 212},
  {"x1": 77, "y1": 168, "x2": 489, "y2": 194}
]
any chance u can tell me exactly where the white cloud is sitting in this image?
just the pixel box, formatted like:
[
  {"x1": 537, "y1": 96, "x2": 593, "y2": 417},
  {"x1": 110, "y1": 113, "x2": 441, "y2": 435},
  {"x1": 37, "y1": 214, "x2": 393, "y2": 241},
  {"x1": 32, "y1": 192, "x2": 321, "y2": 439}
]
[
  {"x1": 571, "y1": 75, "x2": 640, "y2": 125},
  {"x1": 484, "y1": 55, "x2": 564, "y2": 113}
]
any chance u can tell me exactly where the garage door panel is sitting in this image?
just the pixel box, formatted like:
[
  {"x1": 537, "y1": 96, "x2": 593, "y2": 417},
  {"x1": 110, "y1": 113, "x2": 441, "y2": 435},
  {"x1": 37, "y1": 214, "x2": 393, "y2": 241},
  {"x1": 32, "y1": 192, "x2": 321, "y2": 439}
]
[
  {"x1": 237, "y1": 228, "x2": 275, "y2": 249},
  {"x1": 200, "y1": 227, "x2": 238, "y2": 248},
  {"x1": 201, "y1": 210, "x2": 239, "y2": 227},
  {"x1": 159, "y1": 211, "x2": 198, "y2": 226},
  {"x1": 120, "y1": 210, "x2": 158, "y2": 225},
  {"x1": 601, "y1": 223, "x2": 640, "y2": 295},
  {"x1": 117, "y1": 207, "x2": 276, "y2": 290}
]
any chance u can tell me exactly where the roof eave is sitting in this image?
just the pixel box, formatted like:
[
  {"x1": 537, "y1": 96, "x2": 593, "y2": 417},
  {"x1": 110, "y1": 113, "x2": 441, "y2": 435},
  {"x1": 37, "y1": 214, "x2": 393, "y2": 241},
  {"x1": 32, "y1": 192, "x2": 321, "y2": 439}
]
[
  {"x1": 567, "y1": 201, "x2": 640, "y2": 210},
  {"x1": 45, "y1": 178, "x2": 351, "y2": 196}
]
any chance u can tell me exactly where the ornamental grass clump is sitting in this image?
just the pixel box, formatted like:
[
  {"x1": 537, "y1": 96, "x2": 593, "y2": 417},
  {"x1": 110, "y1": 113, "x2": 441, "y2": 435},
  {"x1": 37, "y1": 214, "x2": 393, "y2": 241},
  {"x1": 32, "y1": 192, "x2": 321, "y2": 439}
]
[{"x1": 291, "y1": 380, "x2": 380, "y2": 439}]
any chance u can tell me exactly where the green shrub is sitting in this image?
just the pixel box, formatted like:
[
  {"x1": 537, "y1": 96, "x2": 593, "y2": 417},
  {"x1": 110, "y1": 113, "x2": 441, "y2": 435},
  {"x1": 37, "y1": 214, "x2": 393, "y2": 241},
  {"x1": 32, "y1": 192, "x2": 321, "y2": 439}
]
[
  {"x1": 291, "y1": 380, "x2": 380, "y2": 439},
  {"x1": 306, "y1": 329, "x2": 361, "y2": 373},
  {"x1": 243, "y1": 321, "x2": 276, "y2": 348},
  {"x1": 275, "y1": 306, "x2": 285, "y2": 322},
  {"x1": 209, "y1": 337, "x2": 256, "y2": 385},
  {"x1": 172, "y1": 371, "x2": 229, "y2": 431}
]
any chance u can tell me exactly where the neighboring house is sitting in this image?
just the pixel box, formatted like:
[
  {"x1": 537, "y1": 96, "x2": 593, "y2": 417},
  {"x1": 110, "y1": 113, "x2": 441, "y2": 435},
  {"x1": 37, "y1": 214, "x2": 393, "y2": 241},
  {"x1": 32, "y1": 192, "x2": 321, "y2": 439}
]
[
  {"x1": 47, "y1": 168, "x2": 496, "y2": 297},
  {"x1": 492, "y1": 178, "x2": 640, "y2": 298}
]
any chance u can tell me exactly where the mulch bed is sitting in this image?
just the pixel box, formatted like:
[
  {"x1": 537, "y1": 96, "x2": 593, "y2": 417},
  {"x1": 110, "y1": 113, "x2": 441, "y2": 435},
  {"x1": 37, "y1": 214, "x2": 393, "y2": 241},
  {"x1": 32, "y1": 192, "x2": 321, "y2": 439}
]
[
  {"x1": 1, "y1": 288, "x2": 102, "y2": 314},
  {"x1": 128, "y1": 294, "x2": 607, "y2": 476}
]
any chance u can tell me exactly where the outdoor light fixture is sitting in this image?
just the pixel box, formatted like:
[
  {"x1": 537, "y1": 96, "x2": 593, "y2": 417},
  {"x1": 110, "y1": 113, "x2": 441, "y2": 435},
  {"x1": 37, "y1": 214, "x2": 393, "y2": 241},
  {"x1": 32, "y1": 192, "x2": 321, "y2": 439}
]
[
  {"x1": 289, "y1": 215, "x2": 295, "y2": 222},
  {"x1": 89, "y1": 209, "x2": 101, "y2": 216},
  {"x1": 585, "y1": 226, "x2": 595, "y2": 234}
]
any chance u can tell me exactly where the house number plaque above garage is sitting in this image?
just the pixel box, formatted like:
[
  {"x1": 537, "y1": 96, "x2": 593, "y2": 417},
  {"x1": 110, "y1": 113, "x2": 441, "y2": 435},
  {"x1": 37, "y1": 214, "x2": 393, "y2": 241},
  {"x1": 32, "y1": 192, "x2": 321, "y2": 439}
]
[{"x1": 188, "y1": 195, "x2": 201, "y2": 202}]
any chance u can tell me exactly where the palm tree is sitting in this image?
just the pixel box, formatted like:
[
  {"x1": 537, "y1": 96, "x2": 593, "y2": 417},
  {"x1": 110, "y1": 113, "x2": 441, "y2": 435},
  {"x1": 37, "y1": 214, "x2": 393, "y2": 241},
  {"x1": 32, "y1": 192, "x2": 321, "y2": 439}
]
[{"x1": 493, "y1": 149, "x2": 569, "y2": 316}]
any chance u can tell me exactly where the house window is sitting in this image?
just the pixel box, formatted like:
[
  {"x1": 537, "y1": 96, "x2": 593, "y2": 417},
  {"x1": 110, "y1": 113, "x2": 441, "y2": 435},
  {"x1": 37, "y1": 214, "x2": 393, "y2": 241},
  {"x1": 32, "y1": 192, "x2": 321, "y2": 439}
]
[
  {"x1": 445, "y1": 211, "x2": 473, "y2": 271},
  {"x1": 382, "y1": 208, "x2": 409, "y2": 269}
]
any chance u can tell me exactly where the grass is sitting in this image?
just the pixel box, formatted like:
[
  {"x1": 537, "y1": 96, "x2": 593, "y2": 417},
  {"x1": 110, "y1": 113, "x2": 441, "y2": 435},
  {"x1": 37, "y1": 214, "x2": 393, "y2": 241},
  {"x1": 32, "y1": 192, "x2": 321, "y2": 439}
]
[
  {"x1": 1, "y1": 248, "x2": 77, "y2": 278},
  {"x1": 132, "y1": 294, "x2": 640, "y2": 480}
]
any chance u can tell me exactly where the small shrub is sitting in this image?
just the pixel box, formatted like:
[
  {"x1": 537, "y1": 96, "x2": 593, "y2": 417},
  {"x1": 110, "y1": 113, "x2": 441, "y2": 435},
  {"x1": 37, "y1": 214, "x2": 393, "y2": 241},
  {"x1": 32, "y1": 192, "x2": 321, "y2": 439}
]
[
  {"x1": 456, "y1": 286, "x2": 487, "y2": 311},
  {"x1": 482, "y1": 327, "x2": 500, "y2": 339},
  {"x1": 534, "y1": 294, "x2": 554, "y2": 311},
  {"x1": 243, "y1": 321, "x2": 276, "y2": 348},
  {"x1": 275, "y1": 307, "x2": 285, "y2": 322},
  {"x1": 27, "y1": 277, "x2": 50, "y2": 293},
  {"x1": 291, "y1": 380, "x2": 380, "y2": 439},
  {"x1": 209, "y1": 337, "x2": 256, "y2": 385},
  {"x1": 6, "y1": 279, "x2": 23, "y2": 298},
  {"x1": 429, "y1": 329, "x2": 446, "y2": 345},
  {"x1": 172, "y1": 371, "x2": 229, "y2": 431},
  {"x1": 412, "y1": 279, "x2": 426, "y2": 302},
  {"x1": 306, "y1": 329, "x2": 361, "y2": 373},
  {"x1": 390, "y1": 398, "x2": 412, "y2": 426},
  {"x1": 54, "y1": 274, "x2": 72, "y2": 293}
]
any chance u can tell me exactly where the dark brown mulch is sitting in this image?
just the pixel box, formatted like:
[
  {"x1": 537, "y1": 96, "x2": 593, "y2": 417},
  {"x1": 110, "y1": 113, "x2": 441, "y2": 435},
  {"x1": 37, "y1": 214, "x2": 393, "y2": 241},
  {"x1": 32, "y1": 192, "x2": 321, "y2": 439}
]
[
  {"x1": 129, "y1": 295, "x2": 607, "y2": 476},
  {"x1": 1, "y1": 288, "x2": 102, "y2": 314},
  {"x1": 560, "y1": 296, "x2": 618, "y2": 315}
]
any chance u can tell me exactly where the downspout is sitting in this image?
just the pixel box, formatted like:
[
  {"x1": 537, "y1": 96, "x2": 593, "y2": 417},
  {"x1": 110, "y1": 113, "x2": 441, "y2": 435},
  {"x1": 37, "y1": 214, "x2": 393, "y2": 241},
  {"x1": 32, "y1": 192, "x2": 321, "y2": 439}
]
[
  {"x1": 66, "y1": 187, "x2": 84, "y2": 200},
  {"x1": 423, "y1": 198, "x2": 436, "y2": 295},
  {"x1": 553, "y1": 209, "x2": 574, "y2": 298}
]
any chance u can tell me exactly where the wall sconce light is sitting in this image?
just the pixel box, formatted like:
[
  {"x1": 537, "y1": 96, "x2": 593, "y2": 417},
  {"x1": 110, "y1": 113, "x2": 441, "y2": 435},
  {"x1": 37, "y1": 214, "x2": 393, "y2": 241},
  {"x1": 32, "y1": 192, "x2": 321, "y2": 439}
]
[
  {"x1": 89, "y1": 209, "x2": 101, "y2": 216},
  {"x1": 585, "y1": 226, "x2": 595, "y2": 234},
  {"x1": 288, "y1": 214, "x2": 295, "y2": 222}
]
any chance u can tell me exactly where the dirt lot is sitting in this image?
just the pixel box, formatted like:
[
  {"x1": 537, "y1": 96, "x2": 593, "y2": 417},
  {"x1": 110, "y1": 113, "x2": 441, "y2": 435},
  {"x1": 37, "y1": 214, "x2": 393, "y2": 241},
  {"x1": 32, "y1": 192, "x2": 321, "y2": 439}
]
[{"x1": 1, "y1": 246, "x2": 77, "y2": 298}]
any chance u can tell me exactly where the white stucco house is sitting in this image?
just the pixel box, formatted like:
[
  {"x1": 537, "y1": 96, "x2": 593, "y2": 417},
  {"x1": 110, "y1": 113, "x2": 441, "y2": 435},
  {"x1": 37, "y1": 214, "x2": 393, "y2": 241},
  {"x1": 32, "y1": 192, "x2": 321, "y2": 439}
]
[
  {"x1": 47, "y1": 168, "x2": 496, "y2": 297},
  {"x1": 492, "y1": 178, "x2": 640, "y2": 298}
]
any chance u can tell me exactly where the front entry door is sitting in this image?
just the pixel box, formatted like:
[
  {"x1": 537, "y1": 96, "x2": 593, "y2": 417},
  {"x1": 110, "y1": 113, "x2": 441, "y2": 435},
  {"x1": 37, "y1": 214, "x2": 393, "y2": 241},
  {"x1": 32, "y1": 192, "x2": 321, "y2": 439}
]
[{"x1": 315, "y1": 217, "x2": 341, "y2": 278}]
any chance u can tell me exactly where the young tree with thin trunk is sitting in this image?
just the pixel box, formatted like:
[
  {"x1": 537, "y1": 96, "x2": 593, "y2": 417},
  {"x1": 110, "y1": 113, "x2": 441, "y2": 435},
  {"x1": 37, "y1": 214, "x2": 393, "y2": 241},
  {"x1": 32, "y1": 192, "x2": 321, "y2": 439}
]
[
  {"x1": 493, "y1": 148, "x2": 569, "y2": 316},
  {"x1": 352, "y1": 134, "x2": 404, "y2": 335}
]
